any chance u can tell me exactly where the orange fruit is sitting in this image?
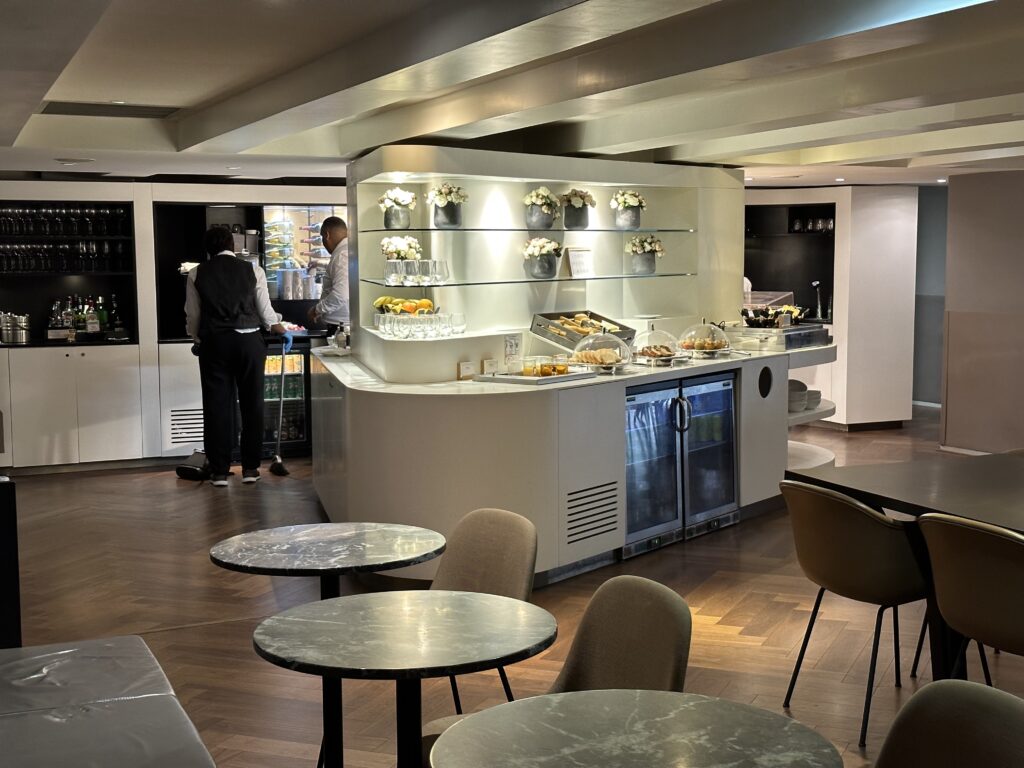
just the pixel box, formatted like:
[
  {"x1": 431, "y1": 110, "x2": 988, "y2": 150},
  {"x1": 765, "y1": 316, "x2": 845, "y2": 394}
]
[
  {"x1": 416, "y1": 299, "x2": 433, "y2": 311},
  {"x1": 401, "y1": 301, "x2": 417, "y2": 313}
]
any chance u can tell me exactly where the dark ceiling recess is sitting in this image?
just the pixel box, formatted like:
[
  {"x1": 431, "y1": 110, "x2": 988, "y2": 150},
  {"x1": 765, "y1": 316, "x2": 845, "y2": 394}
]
[{"x1": 41, "y1": 101, "x2": 180, "y2": 119}]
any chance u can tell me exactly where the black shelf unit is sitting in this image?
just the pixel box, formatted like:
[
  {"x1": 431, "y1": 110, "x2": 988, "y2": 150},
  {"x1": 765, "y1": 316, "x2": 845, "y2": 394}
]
[
  {"x1": 744, "y1": 203, "x2": 835, "y2": 317},
  {"x1": 0, "y1": 201, "x2": 138, "y2": 345}
]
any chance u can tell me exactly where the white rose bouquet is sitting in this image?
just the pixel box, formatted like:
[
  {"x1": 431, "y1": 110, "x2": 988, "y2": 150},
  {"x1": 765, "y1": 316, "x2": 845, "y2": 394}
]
[
  {"x1": 378, "y1": 187, "x2": 417, "y2": 211},
  {"x1": 426, "y1": 182, "x2": 468, "y2": 207},
  {"x1": 522, "y1": 186, "x2": 561, "y2": 217},
  {"x1": 522, "y1": 237, "x2": 562, "y2": 259},
  {"x1": 610, "y1": 189, "x2": 648, "y2": 211},
  {"x1": 380, "y1": 235, "x2": 422, "y2": 260},
  {"x1": 559, "y1": 188, "x2": 596, "y2": 209},
  {"x1": 626, "y1": 235, "x2": 664, "y2": 257}
]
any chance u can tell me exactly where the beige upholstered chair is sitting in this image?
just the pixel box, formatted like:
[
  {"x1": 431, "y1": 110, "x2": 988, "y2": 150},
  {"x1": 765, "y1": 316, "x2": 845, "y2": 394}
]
[
  {"x1": 422, "y1": 574, "x2": 692, "y2": 766},
  {"x1": 919, "y1": 512, "x2": 1024, "y2": 678},
  {"x1": 780, "y1": 481, "x2": 928, "y2": 747},
  {"x1": 430, "y1": 508, "x2": 538, "y2": 713},
  {"x1": 875, "y1": 680, "x2": 1024, "y2": 767}
]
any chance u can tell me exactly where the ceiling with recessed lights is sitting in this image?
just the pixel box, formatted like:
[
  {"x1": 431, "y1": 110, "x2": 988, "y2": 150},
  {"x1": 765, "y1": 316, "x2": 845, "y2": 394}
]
[{"x1": 3, "y1": 0, "x2": 1023, "y2": 183}]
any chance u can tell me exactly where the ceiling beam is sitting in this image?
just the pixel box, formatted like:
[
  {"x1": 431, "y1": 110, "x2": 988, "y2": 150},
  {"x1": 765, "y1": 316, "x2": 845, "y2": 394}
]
[
  {"x1": 0, "y1": 0, "x2": 112, "y2": 146},
  {"x1": 176, "y1": 0, "x2": 702, "y2": 154}
]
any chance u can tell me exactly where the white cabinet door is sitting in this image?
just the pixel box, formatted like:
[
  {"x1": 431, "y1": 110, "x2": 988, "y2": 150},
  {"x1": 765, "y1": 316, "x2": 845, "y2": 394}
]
[
  {"x1": 75, "y1": 346, "x2": 143, "y2": 463},
  {"x1": 9, "y1": 348, "x2": 79, "y2": 467},
  {"x1": 0, "y1": 350, "x2": 11, "y2": 467}
]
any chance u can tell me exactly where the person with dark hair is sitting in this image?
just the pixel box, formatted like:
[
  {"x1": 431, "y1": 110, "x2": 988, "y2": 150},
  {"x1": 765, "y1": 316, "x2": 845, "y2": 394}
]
[
  {"x1": 307, "y1": 216, "x2": 348, "y2": 334},
  {"x1": 185, "y1": 225, "x2": 294, "y2": 487}
]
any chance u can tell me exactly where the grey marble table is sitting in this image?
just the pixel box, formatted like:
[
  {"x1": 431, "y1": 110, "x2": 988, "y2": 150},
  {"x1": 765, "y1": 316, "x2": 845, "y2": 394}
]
[
  {"x1": 431, "y1": 689, "x2": 842, "y2": 768},
  {"x1": 254, "y1": 590, "x2": 558, "y2": 768},
  {"x1": 211, "y1": 522, "x2": 445, "y2": 768}
]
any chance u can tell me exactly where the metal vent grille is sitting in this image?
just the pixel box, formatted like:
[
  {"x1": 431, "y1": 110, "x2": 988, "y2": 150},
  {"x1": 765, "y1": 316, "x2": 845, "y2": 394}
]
[
  {"x1": 169, "y1": 408, "x2": 203, "y2": 444},
  {"x1": 566, "y1": 481, "x2": 619, "y2": 545},
  {"x1": 42, "y1": 101, "x2": 180, "y2": 119}
]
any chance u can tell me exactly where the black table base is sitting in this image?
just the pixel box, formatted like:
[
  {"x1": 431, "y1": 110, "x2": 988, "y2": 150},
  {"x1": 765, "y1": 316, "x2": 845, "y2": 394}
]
[
  {"x1": 396, "y1": 679, "x2": 422, "y2": 768},
  {"x1": 319, "y1": 574, "x2": 343, "y2": 768}
]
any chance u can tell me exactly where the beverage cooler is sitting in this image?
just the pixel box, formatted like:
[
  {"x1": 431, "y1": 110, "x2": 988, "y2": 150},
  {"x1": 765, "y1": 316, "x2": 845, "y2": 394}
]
[
  {"x1": 260, "y1": 341, "x2": 312, "y2": 457},
  {"x1": 623, "y1": 372, "x2": 738, "y2": 556}
]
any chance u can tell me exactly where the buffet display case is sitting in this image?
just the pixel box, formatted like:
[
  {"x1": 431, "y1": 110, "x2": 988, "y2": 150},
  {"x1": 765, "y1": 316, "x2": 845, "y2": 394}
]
[{"x1": 725, "y1": 323, "x2": 832, "y2": 352}]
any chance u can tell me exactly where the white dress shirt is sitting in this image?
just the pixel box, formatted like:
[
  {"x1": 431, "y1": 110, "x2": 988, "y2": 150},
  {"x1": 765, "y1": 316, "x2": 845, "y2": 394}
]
[
  {"x1": 184, "y1": 251, "x2": 280, "y2": 341},
  {"x1": 315, "y1": 239, "x2": 349, "y2": 325}
]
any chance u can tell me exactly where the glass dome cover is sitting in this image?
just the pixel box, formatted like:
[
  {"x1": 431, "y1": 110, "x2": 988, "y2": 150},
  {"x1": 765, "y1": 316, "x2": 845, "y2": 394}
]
[
  {"x1": 679, "y1": 320, "x2": 730, "y2": 356},
  {"x1": 634, "y1": 328, "x2": 679, "y2": 361},
  {"x1": 572, "y1": 333, "x2": 632, "y2": 367}
]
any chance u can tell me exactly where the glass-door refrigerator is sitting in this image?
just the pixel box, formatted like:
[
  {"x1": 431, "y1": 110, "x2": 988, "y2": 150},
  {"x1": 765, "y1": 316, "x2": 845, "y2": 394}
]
[{"x1": 623, "y1": 372, "x2": 738, "y2": 557}]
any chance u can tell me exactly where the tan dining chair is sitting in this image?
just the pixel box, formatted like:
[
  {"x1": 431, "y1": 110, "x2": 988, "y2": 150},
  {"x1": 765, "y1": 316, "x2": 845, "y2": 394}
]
[
  {"x1": 918, "y1": 512, "x2": 1024, "y2": 680},
  {"x1": 780, "y1": 481, "x2": 928, "y2": 747},
  {"x1": 875, "y1": 680, "x2": 1024, "y2": 767},
  {"x1": 421, "y1": 574, "x2": 692, "y2": 766},
  {"x1": 430, "y1": 508, "x2": 538, "y2": 714}
]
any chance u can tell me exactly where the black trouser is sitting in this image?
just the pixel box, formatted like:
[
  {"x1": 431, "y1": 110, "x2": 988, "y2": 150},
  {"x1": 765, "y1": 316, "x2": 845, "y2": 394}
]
[{"x1": 198, "y1": 330, "x2": 266, "y2": 475}]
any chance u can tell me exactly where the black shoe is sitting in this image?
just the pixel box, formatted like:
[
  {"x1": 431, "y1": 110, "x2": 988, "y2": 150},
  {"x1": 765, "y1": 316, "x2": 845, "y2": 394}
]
[
  {"x1": 210, "y1": 475, "x2": 229, "y2": 487},
  {"x1": 242, "y1": 469, "x2": 260, "y2": 484}
]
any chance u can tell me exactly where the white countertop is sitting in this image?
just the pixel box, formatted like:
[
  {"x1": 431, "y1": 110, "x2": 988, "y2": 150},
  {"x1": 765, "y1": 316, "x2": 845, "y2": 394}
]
[{"x1": 314, "y1": 344, "x2": 836, "y2": 396}]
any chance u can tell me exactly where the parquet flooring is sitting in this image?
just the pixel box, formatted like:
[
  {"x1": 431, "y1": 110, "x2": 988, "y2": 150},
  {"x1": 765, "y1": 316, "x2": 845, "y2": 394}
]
[{"x1": 12, "y1": 405, "x2": 1023, "y2": 767}]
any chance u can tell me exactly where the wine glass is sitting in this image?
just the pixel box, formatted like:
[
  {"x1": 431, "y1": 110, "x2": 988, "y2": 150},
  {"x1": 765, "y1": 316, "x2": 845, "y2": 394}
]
[
  {"x1": 402, "y1": 261, "x2": 421, "y2": 286},
  {"x1": 384, "y1": 260, "x2": 403, "y2": 286},
  {"x1": 451, "y1": 312, "x2": 467, "y2": 334},
  {"x1": 436, "y1": 313, "x2": 452, "y2": 337},
  {"x1": 429, "y1": 260, "x2": 450, "y2": 285}
]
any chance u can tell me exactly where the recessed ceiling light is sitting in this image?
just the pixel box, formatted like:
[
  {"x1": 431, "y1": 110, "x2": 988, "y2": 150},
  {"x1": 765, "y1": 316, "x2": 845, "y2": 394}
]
[
  {"x1": 54, "y1": 157, "x2": 95, "y2": 166},
  {"x1": 110, "y1": 100, "x2": 126, "y2": 105},
  {"x1": 744, "y1": 177, "x2": 754, "y2": 181},
  {"x1": 835, "y1": 177, "x2": 845, "y2": 182},
  {"x1": 937, "y1": 178, "x2": 948, "y2": 183},
  {"x1": 226, "y1": 166, "x2": 242, "y2": 171}
]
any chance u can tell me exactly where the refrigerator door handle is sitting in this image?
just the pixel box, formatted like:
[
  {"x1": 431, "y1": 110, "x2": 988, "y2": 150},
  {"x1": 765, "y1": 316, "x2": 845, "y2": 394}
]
[
  {"x1": 680, "y1": 396, "x2": 692, "y2": 432},
  {"x1": 669, "y1": 396, "x2": 680, "y2": 434}
]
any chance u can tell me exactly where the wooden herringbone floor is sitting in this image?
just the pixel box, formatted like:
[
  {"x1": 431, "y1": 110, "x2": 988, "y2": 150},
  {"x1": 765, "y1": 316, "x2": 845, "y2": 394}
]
[{"x1": 13, "y1": 406, "x2": 1024, "y2": 767}]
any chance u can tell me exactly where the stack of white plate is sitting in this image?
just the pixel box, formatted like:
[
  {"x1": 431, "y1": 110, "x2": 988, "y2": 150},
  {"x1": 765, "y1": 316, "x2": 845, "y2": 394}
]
[
  {"x1": 805, "y1": 389, "x2": 822, "y2": 410},
  {"x1": 788, "y1": 380, "x2": 808, "y2": 412}
]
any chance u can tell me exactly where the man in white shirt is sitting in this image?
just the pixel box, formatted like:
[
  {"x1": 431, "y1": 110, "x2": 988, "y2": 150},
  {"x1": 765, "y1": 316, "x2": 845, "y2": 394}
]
[
  {"x1": 308, "y1": 216, "x2": 348, "y2": 334},
  {"x1": 185, "y1": 226, "x2": 293, "y2": 487}
]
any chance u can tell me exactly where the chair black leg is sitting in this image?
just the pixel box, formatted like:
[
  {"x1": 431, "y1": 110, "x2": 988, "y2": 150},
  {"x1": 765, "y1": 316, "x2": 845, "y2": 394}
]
[
  {"x1": 892, "y1": 605, "x2": 902, "y2": 688},
  {"x1": 910, "y1": 615, "x2": 927, "y2": 679},
  {"x1": 448, "y1": 674, "x2": 463, "y2": 715},
  {"x1": 950, "y1": 637, "x2": 970, "y2": 680},
  {"x1": 978, "y1": 642, "x2": 993, "y2": 687},
  {"x1": 995, "y1": 648, "x2": 1001, "y2": 655},
  {"x1": 784, "y1": 587, "x2": 825, "y2": 709},
  {"x1": 859, "y1": 605, "x2": 887, "y2": 748},
  {"x1": 497, "y1": 666, "x2": 515, "y2": 702}
]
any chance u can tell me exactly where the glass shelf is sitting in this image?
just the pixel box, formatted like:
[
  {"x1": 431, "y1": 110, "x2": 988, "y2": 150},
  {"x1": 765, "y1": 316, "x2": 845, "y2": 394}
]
[
  {"x1": 360, "y1": 271, "x2": 697, "y2": 287},
  {"x1": 360, "y1": 227, "x2": 696, "y2": 234},
  {"x1": 0, "y1": 271, "x2": 134, "y2": 277},
  {"x1": 0, "y1": 234, "x2": 132, "y2": 241}
]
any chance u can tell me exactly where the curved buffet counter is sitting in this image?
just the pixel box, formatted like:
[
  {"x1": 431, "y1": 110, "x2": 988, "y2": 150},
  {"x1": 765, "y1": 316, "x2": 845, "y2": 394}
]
[{"x1": 311, "y1": 343, "x2": 836, "y2": 582}]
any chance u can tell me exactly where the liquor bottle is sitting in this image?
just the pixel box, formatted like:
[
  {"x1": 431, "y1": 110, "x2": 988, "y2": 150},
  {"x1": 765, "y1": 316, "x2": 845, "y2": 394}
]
[
  {"x1": 107, "y1": 294, "x2": 129, "y2": 340},
  {"x1": 85, "y1": 301, "x2": 101, "y2": 334},
  {"x1": 95, "y1": 296, "x2": 108, "y2": 329},
  {"x1": 61, "y1": 297, "x2": 74, "y2": 329},
  {"x1": 74, "y1": 301, "x2": 86, "y2": 332}
]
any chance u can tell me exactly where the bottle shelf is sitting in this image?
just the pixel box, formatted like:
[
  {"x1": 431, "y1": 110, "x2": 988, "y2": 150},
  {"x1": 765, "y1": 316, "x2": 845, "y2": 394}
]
[
  {"x1": 361, "y1": 271, "x2": 697, "y2": 288},
  {"x1": 0, "y1": 271, "x2": 135, "y2": 277},
  {"x1": 0, "y1": 234, "x2": 133, "y2": 241},
  {"x1": 361, "y1": 227, "x2": 696, "y2": 234}
]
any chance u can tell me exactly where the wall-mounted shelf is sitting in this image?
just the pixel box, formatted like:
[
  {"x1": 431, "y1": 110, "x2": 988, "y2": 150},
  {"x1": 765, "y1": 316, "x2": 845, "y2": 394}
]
[
  {"x1": 361, "y1": 227, "x2": 697, "y2": 234},
  {"x1": 787, "y1": 398, "x2": 836, "y2": 427},
  {"x1": 0, "y1": 271, "x2": 135, "y2": 277},
  {"x1": 360, "y1": 272, "x2": 697, "y2": 287}
]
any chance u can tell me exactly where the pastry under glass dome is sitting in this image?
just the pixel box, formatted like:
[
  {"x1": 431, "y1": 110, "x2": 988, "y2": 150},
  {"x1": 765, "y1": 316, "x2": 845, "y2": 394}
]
[
  {"x1": 633, "y1": 328, "x2": 680, "y2": 365},
  {"x1": 679, "y1": 321, "x2": 731, "y2": 358},
  {"x1": 571, "y1": 333, "x2": 632, "y2": 372}
]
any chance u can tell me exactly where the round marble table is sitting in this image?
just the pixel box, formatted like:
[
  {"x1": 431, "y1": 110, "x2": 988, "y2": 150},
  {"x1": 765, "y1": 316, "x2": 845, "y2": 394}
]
[
  {"x1": 431, "y1": 689, "x2": 842, "y2": 768},
  {"x1": 254, "y1": 590, "x2": 558, "y2": 768},
  {"x1": 211, "y1": 522, "x2": 446, "y2": 768}
]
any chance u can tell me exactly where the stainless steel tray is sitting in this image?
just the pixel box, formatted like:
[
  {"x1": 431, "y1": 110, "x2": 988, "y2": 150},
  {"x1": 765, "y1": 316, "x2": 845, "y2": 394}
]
[
  {"x1": 530, "y1": 310, "x2": 635, "y2": 351},
  {"x1": 473, "y1": 370, "x2": 597, "y2": 386}
]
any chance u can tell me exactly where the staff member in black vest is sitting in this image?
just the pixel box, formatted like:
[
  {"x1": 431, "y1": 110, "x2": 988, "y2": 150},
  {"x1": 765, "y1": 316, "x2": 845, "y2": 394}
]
[{"x1": 185, "y1": 226, "x2": 294, "y2": 487}]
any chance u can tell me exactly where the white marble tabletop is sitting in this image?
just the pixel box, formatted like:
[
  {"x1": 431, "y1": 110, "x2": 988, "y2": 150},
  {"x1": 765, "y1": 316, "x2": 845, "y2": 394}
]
[
  {"x1": 253, "y1": 590, "x2": 557, "y2": 679},
  {"x1": 209, "y1": 522, "x2": 446, "y2": 577},
  {"x1": 432, "y1": 689, "x2": 842, "y2": 768}
]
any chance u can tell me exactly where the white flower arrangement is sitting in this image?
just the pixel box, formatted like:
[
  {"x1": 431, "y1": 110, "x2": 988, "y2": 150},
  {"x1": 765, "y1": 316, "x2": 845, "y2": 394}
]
[
  {"x1": 522, "y1": 186, "x2": 561, "y2": 217},
  {"x1": 522, "y1": 237, "x2": 562, "y2": 259},
  {"x1": 609, "y1": 189, "x2": 648, "y2": 211},
  {"x1": 626, "y1": 235, "x2": 665, "y2": 257},
  {"x1": 380, "y1": 235, "x2": 422, "y2": 261},
  {"x1": 426, "y1": 182, "x2": 468, "y2": 207},
  {"x1": 377, "y1": 187, "x2": 417, "y2": 211},
  {"x1": 559, "y1": 188, "x2": 596, "y2": 209}
]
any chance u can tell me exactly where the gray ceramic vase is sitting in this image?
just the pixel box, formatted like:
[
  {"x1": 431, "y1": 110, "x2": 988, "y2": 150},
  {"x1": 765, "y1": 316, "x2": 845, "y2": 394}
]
[
  {"x1": 614, "y1": 206, "x2": 642, "y2": 231},
  {"x1": 525, "y1": 252, "x2": 560, "y2": 279},
  {"x1": 563, "y1": 205, "x2": 589, "y2": 230},
  {"x1": 384, "y1": 206, "x2": 411, "y2": 230},
  {"x1": 525, "y1": 204, "x2": 556, "y2": 230},
  {"x1": 433, "y1": 202, "x2": 462, "y2": 229},
  {"x1": 631, "y1": 251, "x2": 657, "y2": 275}
]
